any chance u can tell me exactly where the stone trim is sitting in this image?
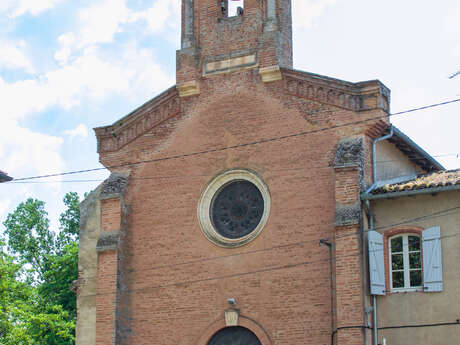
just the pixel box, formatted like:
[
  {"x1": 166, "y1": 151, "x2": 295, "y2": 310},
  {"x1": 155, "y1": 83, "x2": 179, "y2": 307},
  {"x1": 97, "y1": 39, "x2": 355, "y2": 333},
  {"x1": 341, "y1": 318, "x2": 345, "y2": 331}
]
[
  {"x1": 203, "y1": 54, "x2": 257, "y2": 76},
  {"x1": 100, "y1": 173, "x2": 128, "y2": 199},
  {"x1": 197, "y1": 169, "x2": 271, "y2": 248},
  {"x1": 177, "y1": 80, "x2": 200, "y2": 98},
  {"x1": 334, "y1": 137, "x2": 364, "y2": 169},
  {"x1": 224, "y1": 309, "x2": 239, "y2": 326},
  {"x1": 335, "y1": 202, "x2": 361, "y2": 227},
  {"x1": 96, "y1": 232, "x2": 120, "y2": 252},
  {"x1": 259, "y1": 65, "x2": 282, "y2": 83}
]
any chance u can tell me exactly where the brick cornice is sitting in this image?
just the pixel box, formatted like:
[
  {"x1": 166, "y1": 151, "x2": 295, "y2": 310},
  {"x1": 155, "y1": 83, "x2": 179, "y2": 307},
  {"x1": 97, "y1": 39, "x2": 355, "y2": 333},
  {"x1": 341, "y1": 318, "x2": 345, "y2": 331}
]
[
  {"x1": 281, "y1": 68, "x2": 390, "y2": 113},
  {"x1": 94, "y1": 86, "x2": 180, "y2": 153}
]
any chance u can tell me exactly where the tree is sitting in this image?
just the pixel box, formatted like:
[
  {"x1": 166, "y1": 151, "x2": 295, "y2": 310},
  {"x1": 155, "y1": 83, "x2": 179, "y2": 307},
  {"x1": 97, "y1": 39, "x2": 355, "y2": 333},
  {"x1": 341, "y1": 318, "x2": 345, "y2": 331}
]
[
  {"x1": 0, "y1": 241, "x2": 34, "y2": 343},
  {"x1": 3, "y1": 199, "x2": 54, "y2": 282},
  {"x1": 56, "y1": 192, "x2": 80, "y2": 251},
  {"x1": 39, "y1": 241, "x2": 79, "y2": 319},
  {"x1": 1, "y1": 192, "x2": 81, "y2": 344}
]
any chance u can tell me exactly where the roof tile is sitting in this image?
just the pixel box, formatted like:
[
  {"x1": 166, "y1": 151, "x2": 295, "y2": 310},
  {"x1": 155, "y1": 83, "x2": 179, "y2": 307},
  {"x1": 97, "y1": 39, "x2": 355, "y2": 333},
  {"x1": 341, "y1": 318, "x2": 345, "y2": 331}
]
[{"x1": 372, "y1": 169, "x2": 460, "y2": 194}]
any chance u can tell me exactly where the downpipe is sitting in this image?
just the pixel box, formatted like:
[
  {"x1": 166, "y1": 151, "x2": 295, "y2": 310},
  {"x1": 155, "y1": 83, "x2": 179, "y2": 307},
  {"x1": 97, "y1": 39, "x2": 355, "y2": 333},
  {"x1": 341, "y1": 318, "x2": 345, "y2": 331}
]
[{"x1": 365, "y1": 125, "x2": 394, "y2": 345}]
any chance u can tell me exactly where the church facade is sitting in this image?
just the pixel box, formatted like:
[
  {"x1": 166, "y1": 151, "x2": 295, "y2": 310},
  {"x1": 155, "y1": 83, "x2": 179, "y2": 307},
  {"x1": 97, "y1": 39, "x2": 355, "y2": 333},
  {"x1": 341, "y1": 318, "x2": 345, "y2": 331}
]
[{"x1": 76, "y1": 1, "x2": 460, "y2": 344}]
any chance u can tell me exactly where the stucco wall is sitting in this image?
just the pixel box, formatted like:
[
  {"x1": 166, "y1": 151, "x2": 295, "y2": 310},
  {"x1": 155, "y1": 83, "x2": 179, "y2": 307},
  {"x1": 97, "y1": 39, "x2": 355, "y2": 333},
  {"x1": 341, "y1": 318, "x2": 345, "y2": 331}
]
[
  {"x1": 76, "y1": 187, "x2": 102, "y2": 345},
  {"x1": 375, "y1": 140, "x2": 423, "y2": 182},
  {"x1": 372, "y1": 190, "x2": 460, "y2": 345}
]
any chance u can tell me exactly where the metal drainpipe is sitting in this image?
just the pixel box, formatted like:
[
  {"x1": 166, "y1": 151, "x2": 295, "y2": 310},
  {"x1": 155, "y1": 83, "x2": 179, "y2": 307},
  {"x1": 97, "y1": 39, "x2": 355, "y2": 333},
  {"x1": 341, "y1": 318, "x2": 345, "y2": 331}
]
[
  {"x1": 365, "y1": 125, "x2": 394, "y2": 194},
  {"x1": 320, "y1": 239, "x2": 334, "y2": 345},
  {"x1": 365, "y1": 125, "x2": 394, "y2": 345},
  {"x1": 367, "y1": 199, "x2": 378, "y2": 345}
]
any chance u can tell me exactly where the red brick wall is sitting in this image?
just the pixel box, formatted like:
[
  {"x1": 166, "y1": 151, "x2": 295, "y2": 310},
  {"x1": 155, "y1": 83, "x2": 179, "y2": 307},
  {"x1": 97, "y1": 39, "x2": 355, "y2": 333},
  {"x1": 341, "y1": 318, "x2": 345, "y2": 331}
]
[
  {"x1": 96, "y1": 251, "x2": 117, "y2": 345},
  {"x1": 177, "y1": 0, "x2": 292, "y2": 84},
  {"x1": 335, "y1": 169, "x2": 360, "y2": 204},
  {"x1": 101, "y1": 198, "x2": 121, "y2": 232},
  {"x1": 93, "y1": 65, "x2": 388, "y2": 344}
]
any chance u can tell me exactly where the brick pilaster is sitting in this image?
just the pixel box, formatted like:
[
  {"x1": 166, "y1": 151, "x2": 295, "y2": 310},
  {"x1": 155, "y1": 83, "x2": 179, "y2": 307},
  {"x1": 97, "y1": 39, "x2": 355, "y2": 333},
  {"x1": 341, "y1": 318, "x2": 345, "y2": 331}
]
[
  {"x1": 95, "y1": 173, "x2": 128, "y2": 345},
  {"x1": 333, "y1": 137, "x2": 366, "y2": 345}
]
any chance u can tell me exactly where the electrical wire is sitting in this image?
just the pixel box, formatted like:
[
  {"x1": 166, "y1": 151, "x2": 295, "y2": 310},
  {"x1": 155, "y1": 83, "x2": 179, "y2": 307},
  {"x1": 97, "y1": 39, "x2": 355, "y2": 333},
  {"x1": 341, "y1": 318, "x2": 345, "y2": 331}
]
[
  {"x1": 74, "y1": 204, "x2": 460, "y2": 287},
  {"x1": 7, "y1": 98, "x2": 460, "y2": 183},
  {"x1": 5, "y1": 152, "x2": 460, "y2": 185}
]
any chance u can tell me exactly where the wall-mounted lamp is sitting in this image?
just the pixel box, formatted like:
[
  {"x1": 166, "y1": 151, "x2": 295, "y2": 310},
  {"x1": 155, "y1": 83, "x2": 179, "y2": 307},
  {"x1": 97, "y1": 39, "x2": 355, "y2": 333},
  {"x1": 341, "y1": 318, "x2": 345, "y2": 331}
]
[{"x1": 227, "y1": 298, "x2": 236, "y2": 305}]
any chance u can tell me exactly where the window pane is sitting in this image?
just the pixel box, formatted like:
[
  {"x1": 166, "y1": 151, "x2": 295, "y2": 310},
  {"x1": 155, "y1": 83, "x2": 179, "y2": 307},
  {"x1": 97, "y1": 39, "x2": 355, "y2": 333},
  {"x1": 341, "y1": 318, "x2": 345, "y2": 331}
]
[
  {"x1": 391, "y1": 237, "x2": 403, "y2": 253},
  {"x1": 409, "y1": 252, "x2": 421, "y2": 269},
  {"x1": 410, "y1": 270, "x2": 422, "y2": 287},
  {"x1": 392, "y1": 254, "x2": 404, "y2": 270},
  {"x1": 408, "y1": 236, "x2": 420, "y2": 251},
  {"x1": 392, "y1": 271, "x2": 404, "y2": 288}
]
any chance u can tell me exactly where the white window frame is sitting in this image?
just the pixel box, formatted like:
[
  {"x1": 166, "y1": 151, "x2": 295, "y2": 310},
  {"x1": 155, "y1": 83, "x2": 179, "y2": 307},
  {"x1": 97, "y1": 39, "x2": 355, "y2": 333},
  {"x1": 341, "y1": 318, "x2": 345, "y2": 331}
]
[{"x1": 389, "y1": 234, "x2": 422, "y2": 292}]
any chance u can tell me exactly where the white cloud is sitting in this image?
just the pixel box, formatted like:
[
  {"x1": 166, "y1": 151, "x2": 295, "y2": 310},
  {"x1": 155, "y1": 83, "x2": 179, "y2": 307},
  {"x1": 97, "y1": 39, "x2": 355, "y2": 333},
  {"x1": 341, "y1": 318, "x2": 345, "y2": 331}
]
[
  {"x1": 0, "y1": 0, "x2": 65, "y2": 17},
  {"x1": 132, "y1": 0, "x2": 180, "y2": 34},
  {"x1": 64, "y1": 124, "x2": 89, "y2": 140},
  {"x1": 78, "y1": 0, "x2": 130, "y2": 48},
  {"x1": 54, "y1": 33, "x2": 76, "y2": 65},
  {"x1": 293, "y1": 0, "x2": 337, "y2": 29},
  {"x1": 0, "y1": 51, "x2": 130, "y2": 121},
  {"x1": 0, "y1": 40, "x2": 34, "y2": 72},
  {"x1": 0, "y1": 119, "x2": 65, "y2": 190},
  {"x1": 55, "y1": 0, "x2": 180, "y2": 64},
  {"x1": 0, "y1": 200, "x2": 11, "y2": 219}
]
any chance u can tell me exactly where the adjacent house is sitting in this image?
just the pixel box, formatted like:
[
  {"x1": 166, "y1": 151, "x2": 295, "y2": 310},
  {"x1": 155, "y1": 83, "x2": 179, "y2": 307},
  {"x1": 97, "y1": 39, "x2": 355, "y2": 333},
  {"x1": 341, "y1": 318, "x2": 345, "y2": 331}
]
[
  {"x1": 364, "y1": 150, "x2": 460, "y2": 345},
  {"x1": 76, "y1": 1, "x2": 459, "y2": 344}
]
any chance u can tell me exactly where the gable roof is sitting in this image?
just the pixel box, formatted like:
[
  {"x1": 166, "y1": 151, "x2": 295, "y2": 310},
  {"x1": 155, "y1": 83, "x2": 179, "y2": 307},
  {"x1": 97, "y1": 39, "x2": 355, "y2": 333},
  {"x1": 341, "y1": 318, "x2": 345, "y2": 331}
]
[{"x1": 388, "y1": 126, "x2": 444, "y2": 172}]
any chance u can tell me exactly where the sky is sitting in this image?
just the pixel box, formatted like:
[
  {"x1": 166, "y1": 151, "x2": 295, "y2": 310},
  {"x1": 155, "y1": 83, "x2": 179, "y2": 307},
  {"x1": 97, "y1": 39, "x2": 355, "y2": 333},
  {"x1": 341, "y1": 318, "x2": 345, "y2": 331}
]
[{"x1": 0, "y1": 0, "x2": 459, "y2": 234}]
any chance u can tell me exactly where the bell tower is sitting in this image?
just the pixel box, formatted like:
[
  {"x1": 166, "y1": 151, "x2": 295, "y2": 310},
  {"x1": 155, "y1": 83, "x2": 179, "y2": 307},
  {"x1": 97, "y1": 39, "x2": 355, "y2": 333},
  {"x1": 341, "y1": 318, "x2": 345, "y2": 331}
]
[{"x1": 176, "y1": 0, "x2": 293, "y2": 96}]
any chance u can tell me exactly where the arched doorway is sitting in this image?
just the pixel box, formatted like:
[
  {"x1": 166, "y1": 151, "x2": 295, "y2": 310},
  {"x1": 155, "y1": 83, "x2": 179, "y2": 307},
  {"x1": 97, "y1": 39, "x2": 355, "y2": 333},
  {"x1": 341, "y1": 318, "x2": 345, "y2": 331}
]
[{"x1": 207, "y1": 326, "x2": 262, "y2": 345}]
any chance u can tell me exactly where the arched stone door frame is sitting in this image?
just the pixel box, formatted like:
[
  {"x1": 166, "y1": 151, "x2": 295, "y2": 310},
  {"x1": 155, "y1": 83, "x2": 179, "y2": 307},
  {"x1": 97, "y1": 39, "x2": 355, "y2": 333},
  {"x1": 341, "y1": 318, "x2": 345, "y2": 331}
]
[{"x1": 195, "y1": 315, "x2": 272, "y2": 345}]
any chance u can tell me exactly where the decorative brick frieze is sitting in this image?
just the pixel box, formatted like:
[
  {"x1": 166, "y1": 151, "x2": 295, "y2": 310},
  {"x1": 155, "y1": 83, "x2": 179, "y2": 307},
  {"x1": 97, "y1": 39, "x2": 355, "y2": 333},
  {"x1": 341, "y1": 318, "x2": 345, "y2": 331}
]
[
  {"x1": 283, "y1": 69, "x2": 390, "y2": 112},
  {"x1": 95, "y1": 87, "x2": 180, "y2": 153}
]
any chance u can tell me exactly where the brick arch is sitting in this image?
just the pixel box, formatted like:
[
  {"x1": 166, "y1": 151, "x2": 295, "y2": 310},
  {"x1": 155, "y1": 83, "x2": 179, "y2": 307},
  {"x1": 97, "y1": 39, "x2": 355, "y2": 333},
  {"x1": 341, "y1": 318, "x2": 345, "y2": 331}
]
[
  {"x1": 383, "y1": 226, "x2": 424, "y2": 294},
  {"x1": 195, "y1": 315, "x2": 272, "y2": 345}
]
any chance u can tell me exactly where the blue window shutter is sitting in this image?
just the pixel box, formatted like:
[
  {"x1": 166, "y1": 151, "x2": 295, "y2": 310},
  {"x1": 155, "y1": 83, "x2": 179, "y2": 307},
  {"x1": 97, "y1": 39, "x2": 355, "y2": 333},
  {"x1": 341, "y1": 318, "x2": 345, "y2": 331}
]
[
  {"x1": 369, "y1": 231, "x2": 386, "y2": 295},
  {"x1": 423, "y1": 226, "x2": 443, "y2": 292}
]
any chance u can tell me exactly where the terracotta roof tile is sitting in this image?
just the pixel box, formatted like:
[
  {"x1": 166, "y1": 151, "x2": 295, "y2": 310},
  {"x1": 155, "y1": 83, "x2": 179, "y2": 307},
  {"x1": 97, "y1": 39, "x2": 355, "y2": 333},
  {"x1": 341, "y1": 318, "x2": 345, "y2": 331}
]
[{"x1": 372, "y1": 169, "x2": 460, "y2": 194}]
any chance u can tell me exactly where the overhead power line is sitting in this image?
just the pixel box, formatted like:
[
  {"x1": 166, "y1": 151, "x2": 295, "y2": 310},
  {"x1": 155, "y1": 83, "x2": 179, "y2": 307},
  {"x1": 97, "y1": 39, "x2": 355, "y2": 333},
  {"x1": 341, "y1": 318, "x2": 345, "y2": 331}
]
[
  {"x1": 7, "y1": 97, "x2": 460, "y2": 183},
  {"x1": 448, "y1": 70, "x2": 460, "y2": 79},
  {"x1": 6, "y1": 151, "x2": 460, "y2": 185},
  {"x1": 74, "y1": 204, "x2": 460, "y2": 285}
]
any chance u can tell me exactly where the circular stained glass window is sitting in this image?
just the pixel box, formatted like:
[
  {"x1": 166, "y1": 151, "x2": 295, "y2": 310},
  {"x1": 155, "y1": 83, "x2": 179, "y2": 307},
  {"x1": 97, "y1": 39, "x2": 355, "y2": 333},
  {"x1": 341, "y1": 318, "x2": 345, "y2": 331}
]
[
  {"x1": 197, "y1": 170, "x2": 270, "y2": 248},
  {"x1": 207, "y1": 327, "x2": 261, "y2": 345},
  {"x1": 211, "y1": 180, "x2": 264, "y2": 239}
]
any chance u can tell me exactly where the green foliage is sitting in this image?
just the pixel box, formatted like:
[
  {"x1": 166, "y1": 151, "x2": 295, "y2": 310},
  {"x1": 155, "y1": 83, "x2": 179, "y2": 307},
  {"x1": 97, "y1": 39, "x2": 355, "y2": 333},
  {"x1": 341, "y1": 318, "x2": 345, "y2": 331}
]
[
  {"x1": 57, "y1": 192, "x2": 80, "y2": 251},
  {"x1": 0, "y1": 242, "x2": 34, "y2": 342},
  {"x1": 3, "y1": 199, "x2": 53, "y2": 281},
  {"x1": 1, "y1": 192, "x2": 81, "y2": 345},
  {"x1": 39, "y1": 242, "x2": 79, "y2": 320}
]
